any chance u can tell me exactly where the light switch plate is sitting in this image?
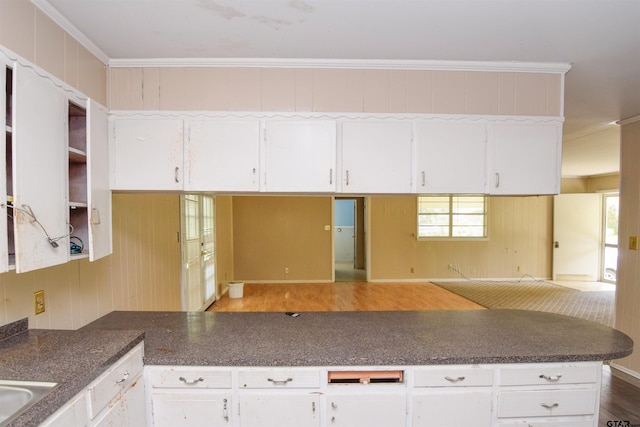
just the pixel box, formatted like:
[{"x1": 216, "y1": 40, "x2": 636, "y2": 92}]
[{"x1": 630, "y1": 236, "x2": 639, "y2": 251}]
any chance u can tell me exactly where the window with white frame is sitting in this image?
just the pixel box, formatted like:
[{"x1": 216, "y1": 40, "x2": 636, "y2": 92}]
[{"x1": 417, "y1": 195, "x2": 487, "y2": 238}]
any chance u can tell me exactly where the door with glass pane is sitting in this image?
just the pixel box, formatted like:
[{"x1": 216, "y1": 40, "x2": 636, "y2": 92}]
[
  {"x1": 602, "y1": 193, "x2": 619, "y2": 283},
  {"x1": 181, "y1": 194, "x2": 216, "y2": 311}
]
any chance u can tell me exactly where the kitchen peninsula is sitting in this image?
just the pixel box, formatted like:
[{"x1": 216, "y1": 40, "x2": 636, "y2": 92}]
[{"x1": 0, "y1": 309, "x2": 632, "y2": 426}]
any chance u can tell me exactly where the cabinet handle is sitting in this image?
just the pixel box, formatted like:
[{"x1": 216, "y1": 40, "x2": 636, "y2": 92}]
[
  {"x1": 312, "y1": 402, "x2": 316, "y2": 413},
  {"x1": 115, "y1": 371, "x2": 129, "y2": 384},
  {"x1": 267, "y1": 377, "x2": 293, "y2": 385},
  {"x1": 331, "y1": 402, "x2": 337, "y2": 409},
  {"x1": 540, "y1": 402, "x2": 559, "y2": 410},
  {"x1": 444, "y1": 376, "x2": 466, "y2": 383},
  {"x1": 179, "y1": 376, "x2": 204, "y2": 385},
  {"x1": 421, "y1": 171, "x2": 426, "y2": 187},
  {"x1": 223, "y1": 398, "x2": 229, "y2": 421},
  {"x1": 346, "y1": 170, "x2": 350, "y2": 186},
  {"x1": 539, "y1": 374, "x2": 562, "y2": 382},
  {"x1": 495, "y1": 172, "x2": 500, "y2": 188},
  {"x1": 174, "y1": 167, "x2": 180, "y2": 183},
  {"x1": 329, "y1": 168, "x2": 333, "y2": 185}
]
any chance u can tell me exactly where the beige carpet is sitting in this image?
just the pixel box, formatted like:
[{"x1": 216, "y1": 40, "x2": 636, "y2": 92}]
[{"x1": 432, "y1": 279, "x2": 616, "y2": 327}]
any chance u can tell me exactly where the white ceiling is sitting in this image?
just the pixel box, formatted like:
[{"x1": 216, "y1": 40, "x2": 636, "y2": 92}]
[{"x1": 35, "y1": 0, "x2": 640, "y2": 178}]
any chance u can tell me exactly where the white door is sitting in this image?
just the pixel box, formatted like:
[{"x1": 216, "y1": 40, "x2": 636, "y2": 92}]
[
  {"x1": 186, "y1": 119, "x2": 260, "y2": 191},
  {"x1": 326, "y1": 393, "x2": 406, "y2": 427},
  {"x1": 341, "y1": 121, "x2": 413, "y2": 193},
  {"x1": 14, "y1": 63, "x2": 68, "y2": 273},
  {"x1": 489, "y1": 122, "x2": 561, "y2": 195},
  {"x1": 553, "y1": 193, "x2": 602, "y2": 281},
  {"x1": 151, "y1": 392, "x2": 232, "y2": 427},
  {"x1": 264, "y1": 120, "x2": 336, "y2": 192},
  {"x1": 239, "y1": 394, "x2": 320, "y2": 427},
  {"x1": 182, "y1": 194, "x2": 216, "y2": 311},
  {"x1": 111, "y1": 118, "x2": 184, "y2": 190},
  {"x1": 415, "y1": 121, "x2": 487, "y2": 194},
  {"x1": 87, "y1": 100, "x2": 112, "y2": 261}
]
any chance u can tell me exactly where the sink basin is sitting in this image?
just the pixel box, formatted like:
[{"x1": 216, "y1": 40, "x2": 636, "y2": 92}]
[{"x1": 0, "y1": 380, "x2": 57, "y2": 426}]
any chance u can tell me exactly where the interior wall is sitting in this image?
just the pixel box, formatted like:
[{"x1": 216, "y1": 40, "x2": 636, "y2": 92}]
[
  {"x1": 232, "y1": 196, "x2": 333, "y2": 282},
  {"x1": 614, "y1": 119, "x2": 640, "y2": 377},
  {"x1": 588, "y1": 173, "x2": 620, "y2": 193},
  {"x1": 369, "y1": 196, "x2": 553, "y2": 280},
  {"x1": 0, "y1": 193, "x2": 182, "y2": 329},
  {"x1": 109, "y1": 66, "x2": 562, "y2": 116},
  {"x1": 0, "y1": 0, "x2": 107, "y2": 105}
]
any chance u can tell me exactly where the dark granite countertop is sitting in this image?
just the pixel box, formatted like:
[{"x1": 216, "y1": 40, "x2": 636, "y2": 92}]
[
  {"x1": 0, "y1": 309, "x2": 632, "y2": 426},
  {"x1": 0, "y1": 326, "x2": 143, "y2": 427},
  {"x1": 83, "y1": 309, "x2": 633, "y2": 366}
]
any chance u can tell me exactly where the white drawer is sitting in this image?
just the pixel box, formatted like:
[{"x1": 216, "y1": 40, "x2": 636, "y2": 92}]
[
  {"x1": 87, "y1": 342, "x2": 144, "y2": 419},
  {"x1": 499, "y1": 420, "x2": 595, "y2": 427},
  {"x1": 499, "y1": 364, "x2": 600, "y2": 386},
  {"x1": 414, "y1": 366, "x2": 494, "y2": 387},
  {"x1": 238, "y1": 368, "x2": 320, "y2": 388},
  {"x1": 146, "y1": 366, "x2": 232, "y2": 389},
  {"x1": 497, "y1": 388, "x2": 598, "y2": 418}
]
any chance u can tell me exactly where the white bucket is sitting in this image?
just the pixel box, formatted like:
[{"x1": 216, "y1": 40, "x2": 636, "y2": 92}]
[{"x1": 228, "y1": 282, "x2": 244, "y2": 298}]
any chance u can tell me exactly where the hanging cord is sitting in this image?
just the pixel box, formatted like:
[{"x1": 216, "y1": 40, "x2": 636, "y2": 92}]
[{"x1": 8, "y1": 204, "x2": 73, "y2": 248}]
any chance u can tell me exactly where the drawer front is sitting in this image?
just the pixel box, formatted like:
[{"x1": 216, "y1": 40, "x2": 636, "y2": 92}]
[
  {"x1": 499, "y1": 420, "x2": 595, "y2": 427},
  {"x1": 88, "y1": 342, "x2": 144, "y2": 419},
  {"x1": 499, "y1": 364, "x2": 600, "y2": 386},
  {"x1": 414, "y1": 366, "x2": 494, "y2": 387},
  {"x1": 498, "y1": 388, "x2": 598, "y2": 418},
  {"x1": 239, "y1": 368, "x2": 320, "y2": 389},
  {"x1": 147, "y1": 366, "x2": 232, "y2": 389}
]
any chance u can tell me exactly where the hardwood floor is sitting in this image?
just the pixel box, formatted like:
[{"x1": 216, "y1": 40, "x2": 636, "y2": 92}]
[
  {"x1": 208, "y1": 281, "x2": 640, "y2": 426},
  {"x1": 209, "y1": 281, "x2": 485, "y2": 312}
]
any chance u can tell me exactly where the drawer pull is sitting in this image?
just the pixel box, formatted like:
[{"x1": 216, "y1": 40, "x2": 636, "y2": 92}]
[
  {"x1": 179, "y1": 376, "x2": 204, "y2": 385},
  {"x1": 539, "y1": 374, "x2": 562, "y2": 382},
  {"x1": 267, "y1": 377, "x2": 293, "y2": 385},
  {"x1": 444, "y1": 376, "x2": 466, "y2": 383},
  {"x1": 540, "y1": 402, "x2": 560, "y2": 410},
  {"x1": 115, "y1": 371, "x2": 129, "y2": 384}
]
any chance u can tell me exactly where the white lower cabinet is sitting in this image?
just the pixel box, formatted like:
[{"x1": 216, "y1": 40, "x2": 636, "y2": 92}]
[
  {"x1": 142, "y1": 362, "x2": 603, "y2": 427},
  {"x1": 326, "y1": 392, "x2": 407, "y2": 427},
  {"x1": 239, "y1": 394, "x2": 320, "y2": 427}
]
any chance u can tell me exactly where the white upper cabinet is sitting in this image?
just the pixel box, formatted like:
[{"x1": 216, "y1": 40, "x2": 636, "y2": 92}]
[
  {"x1": 13, "y1": 63, "x2": 68, "y2": 273},
  {"x1": 263, "y1": 120, "x2": 336, "y2": 192},
  {"x1": 0, "y1": 55, "x2": 13, "y2": 273},
  {"x1": 186, "y1": 119, "x2": 260, "y2": 192},
  {"x1": 111, "y1": 118, "x2": 184, "y2": 190},
  {"x1": 489, "y1": 121, "x2": 562, "y2": 195},
  {"x1": 341, "y1": 121, "x2": 413, "y2": 193},
  {"x1": 415, "y1": 121, "x2": 487, "y2": 194},
  {"x1": 87, "y1": 100, "x2": 112, "y2": 261}
]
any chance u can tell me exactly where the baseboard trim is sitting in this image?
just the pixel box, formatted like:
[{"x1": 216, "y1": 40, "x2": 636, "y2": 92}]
[{"x1": 609, "y1": 362, "x2": 640, "y2": 387}]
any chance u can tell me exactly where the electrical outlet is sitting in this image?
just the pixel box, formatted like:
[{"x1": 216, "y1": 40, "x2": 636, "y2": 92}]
[
  {"x1": 285, "y1": 267, "x2": 289, "y2": 274},
  {"x1": 410, "y1": 267, "x2": 415, "y2": 273},
  {"x1": 34, "y1": 290, "x2": 45, "y2": 315},
  {"x1": 447, "y1": 264, "x2": 452, "y2": 271},
  {"x1": 630, "y1": 236, "x2": 638, "y2": 251}
]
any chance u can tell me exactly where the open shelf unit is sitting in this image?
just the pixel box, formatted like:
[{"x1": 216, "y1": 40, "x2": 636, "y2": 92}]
[
  {"x1": 68, "y1": 101, "x2": 88, "y2": 258},
  {"x1": 5, "y1": 65, "x2": 14, "y2": 267}
]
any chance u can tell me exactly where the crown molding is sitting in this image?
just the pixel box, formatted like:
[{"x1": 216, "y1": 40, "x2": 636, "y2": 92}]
[
  {"x1": 31, "y1": 0, "x2": 110, "y2": 65},
  {"x1": 108, "y1": 57, "x2": 571, "y2": 74},
  {"x1": 618, "y1": 115, "x2": 640, "y2": 126}
]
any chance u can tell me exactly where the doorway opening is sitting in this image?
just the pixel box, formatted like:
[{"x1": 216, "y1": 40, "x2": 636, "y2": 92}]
[
  {"x1": 602, "y1": 192, "x2": 619, "y2": 283},
  {"x1": 334, "y1": 197, "x2": 366, "y2": 281},
  {"x1": 181, "y1": 194, "x2": 216, "y2": 311}
]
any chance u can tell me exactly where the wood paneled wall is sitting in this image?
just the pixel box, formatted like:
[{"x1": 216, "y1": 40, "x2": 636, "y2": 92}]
[
  {"x1": 0, "y1": 0, "x2": 107, "y2": 105},
  {"x1": 615, "y1": 119, "x2": 640, "y2": 376},
  {"x1": 109, "y1": 66, "x2": 562, "y2": 116}
]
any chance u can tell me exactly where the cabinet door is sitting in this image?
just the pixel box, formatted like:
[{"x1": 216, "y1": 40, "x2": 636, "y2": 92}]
[
  {"x1": 264, "y1": 120, "x2": 336, "y2": 192},
  {"x1": 415, "y1": 122, "x2": 487, "y2": 194},
  {"x1": 186, "y1": 119, "x2": 260, "y2": 191},
  {"x1": 111, "y1": 118, "x2": 184, "y2": 190},
  {"x1": 91, "y1": 374, "x2": 146, "y2": 427},
  {"x1": 151, "y1": 391, "x2": 232, "y2": 427},
  {"x1": 0, "y1": 57, "x2": 11, "y2": 272},
  {"x1": 326, "y1": 393, "x2": 406, "y2": 427},
  {"x1": 412, "y1": 390, "x2": 492, "y2": 427},
  {"x1": 341, "y1": 121, "x2": 413, "y2": 193},
  {"x1": 87, "y1": 100, "x2": 111, "y2": 261},
  {"x1": 239, "y1": 394, "x2": 320, "y2": 427},
  {"x1": 489, "y1": 122, "x2": 562, "y2": 195},
  {"x1": 13, "y1": 63, "x2": 68, "y2": 273}
]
